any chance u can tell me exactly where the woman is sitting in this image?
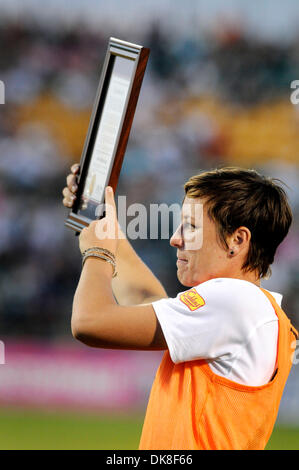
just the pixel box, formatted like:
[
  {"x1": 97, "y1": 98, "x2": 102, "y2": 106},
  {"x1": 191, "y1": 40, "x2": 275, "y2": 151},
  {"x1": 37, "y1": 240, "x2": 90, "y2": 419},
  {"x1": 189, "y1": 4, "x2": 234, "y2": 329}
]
[{"x1": 62, "y1": 165, "x2": 297, "y2": 450}]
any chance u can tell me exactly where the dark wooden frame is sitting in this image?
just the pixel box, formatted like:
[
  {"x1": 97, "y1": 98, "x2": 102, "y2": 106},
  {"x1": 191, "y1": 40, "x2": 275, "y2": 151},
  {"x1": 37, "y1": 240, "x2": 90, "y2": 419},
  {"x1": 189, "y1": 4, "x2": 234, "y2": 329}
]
[{"x1": 65, "y1": 37, "x2": 150, "y2": 232}]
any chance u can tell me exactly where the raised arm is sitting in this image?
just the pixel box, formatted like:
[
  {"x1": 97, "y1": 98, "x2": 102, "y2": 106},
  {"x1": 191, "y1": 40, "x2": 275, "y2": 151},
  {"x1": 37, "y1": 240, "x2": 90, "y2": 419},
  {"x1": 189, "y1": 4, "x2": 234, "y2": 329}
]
[
  {"x1": 69, "y1": 186, "x2": 167, "y2": 351},
  {"x1": 62, "y1": 163, "x2": 168, "y2": 305},
  {"x1": 112, "y1": 235, "x2": 168, "y2": 305}
]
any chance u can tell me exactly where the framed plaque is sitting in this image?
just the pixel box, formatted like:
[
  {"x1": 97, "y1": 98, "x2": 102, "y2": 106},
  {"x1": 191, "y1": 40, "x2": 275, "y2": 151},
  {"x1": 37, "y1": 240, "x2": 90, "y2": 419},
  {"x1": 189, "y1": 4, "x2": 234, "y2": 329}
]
[{"x1": 65, "y1": 37, "x2": 150, "y2": 232}]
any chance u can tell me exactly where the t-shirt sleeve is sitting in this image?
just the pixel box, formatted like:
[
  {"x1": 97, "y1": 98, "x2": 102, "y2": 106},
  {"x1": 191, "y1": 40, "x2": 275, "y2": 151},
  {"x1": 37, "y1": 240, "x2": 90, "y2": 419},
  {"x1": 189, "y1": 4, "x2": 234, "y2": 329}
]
[{"x1": 152, "y1": 278, "x2": 251, "y2": 364}]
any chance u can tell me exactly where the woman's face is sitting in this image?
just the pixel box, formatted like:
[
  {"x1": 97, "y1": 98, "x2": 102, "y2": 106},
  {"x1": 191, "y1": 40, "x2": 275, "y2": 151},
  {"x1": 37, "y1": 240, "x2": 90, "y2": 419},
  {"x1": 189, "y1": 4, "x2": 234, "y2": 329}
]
[{"x1": 170, "y1": 197, "x2": 234, "y2": 287}]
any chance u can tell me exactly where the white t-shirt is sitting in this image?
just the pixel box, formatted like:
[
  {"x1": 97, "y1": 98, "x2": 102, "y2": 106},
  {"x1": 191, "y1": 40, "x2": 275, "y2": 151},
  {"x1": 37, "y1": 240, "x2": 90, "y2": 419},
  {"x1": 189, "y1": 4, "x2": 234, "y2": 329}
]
[{"x1": 152, "y1": 278, "x2": 280, "y2": 386}]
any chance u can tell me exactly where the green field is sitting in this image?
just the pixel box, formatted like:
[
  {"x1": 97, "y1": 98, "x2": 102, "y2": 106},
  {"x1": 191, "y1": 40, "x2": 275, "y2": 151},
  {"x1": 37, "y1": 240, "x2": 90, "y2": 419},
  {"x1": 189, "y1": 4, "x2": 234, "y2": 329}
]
[{"x1": 0, "y1": 408, "x2": 298, "y2": 450}]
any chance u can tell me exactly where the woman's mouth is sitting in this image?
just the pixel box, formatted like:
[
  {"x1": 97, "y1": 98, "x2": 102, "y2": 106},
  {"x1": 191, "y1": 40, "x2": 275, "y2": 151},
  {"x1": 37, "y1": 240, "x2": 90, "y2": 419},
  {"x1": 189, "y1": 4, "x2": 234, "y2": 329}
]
[{"x1": 176, "y1": 257, "x2": 188, "y2": 267}]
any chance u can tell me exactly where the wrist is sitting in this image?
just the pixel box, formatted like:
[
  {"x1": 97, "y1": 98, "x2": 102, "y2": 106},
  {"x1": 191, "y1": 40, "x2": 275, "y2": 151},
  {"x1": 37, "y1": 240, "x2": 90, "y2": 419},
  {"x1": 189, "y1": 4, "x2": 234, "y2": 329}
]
[
  {"x1": 82, "y1": 256, "x2": 114, "y2": 279},
  {"x1": 81, "y1": 247, "x2": 117, "y2": 278}
]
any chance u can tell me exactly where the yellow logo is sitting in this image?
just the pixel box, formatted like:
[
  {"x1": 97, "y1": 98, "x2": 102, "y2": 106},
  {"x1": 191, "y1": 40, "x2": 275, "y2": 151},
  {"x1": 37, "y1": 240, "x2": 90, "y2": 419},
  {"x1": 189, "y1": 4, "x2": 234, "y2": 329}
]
[{"x1": 179, "y1": 288, "x2": 205, "y2": 311}]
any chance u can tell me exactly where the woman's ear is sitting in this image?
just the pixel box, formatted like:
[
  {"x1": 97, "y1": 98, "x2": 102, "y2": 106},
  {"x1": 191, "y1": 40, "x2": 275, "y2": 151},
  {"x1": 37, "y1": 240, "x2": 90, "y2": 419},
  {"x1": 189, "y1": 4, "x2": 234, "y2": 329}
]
[
  {"x1": 229, "y1": 227, "x2": 251, "y2": 254},
  {"x1": 237, "y1": 226, "x2": 251, "y2": 244}
]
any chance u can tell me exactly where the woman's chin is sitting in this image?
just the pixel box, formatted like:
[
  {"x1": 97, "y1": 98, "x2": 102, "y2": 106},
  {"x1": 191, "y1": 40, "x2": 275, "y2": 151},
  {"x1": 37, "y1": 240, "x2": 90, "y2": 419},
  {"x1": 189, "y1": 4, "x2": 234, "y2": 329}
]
[
  {"x1": 177, "y1": 271, "x2": 194, "y2": 287},
  {"x1": 177, "y1": 268, "x2": 205, "y2": 287}
]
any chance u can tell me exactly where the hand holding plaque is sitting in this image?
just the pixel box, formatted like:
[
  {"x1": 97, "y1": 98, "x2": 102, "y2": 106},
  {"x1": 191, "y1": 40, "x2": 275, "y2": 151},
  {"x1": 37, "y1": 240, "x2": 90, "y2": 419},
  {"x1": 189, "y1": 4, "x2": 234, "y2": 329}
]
[{"x1": 65, "y1": 38, "x2": 150, "y2": 233}]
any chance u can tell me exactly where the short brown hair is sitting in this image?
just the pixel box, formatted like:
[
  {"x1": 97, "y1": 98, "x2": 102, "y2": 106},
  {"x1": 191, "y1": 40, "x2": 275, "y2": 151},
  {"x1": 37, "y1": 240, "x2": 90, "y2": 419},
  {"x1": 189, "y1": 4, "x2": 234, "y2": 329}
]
[{"x1": 184, "y1": 167, "x2": 292, "y2": 278}]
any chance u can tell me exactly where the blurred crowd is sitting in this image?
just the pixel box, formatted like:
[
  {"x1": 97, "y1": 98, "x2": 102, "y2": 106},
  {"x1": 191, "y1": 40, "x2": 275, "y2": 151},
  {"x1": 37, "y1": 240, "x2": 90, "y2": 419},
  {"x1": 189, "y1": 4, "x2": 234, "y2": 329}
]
[{"x1": 1, "y1": 20, "x2": 299, "y2": 338}]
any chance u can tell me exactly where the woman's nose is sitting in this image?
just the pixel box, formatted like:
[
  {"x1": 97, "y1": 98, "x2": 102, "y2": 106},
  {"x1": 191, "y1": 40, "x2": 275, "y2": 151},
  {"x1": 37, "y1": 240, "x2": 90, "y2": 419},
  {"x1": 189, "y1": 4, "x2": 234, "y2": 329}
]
[{"x1": 170, "y1": 224, "x2": 184, "y2": 248}]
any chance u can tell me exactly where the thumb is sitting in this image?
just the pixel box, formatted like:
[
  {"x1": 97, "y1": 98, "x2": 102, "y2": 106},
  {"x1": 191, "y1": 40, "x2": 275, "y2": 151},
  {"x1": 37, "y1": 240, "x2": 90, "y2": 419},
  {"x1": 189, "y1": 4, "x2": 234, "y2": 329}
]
[{"x1": 105, "y1": 186, "x2": 117, "y2": 218}]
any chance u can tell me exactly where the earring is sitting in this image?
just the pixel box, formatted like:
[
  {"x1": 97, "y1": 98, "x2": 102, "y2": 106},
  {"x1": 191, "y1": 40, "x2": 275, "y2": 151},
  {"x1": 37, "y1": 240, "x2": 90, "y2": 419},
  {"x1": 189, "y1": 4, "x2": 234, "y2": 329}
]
[{"x1": 230, "y1": 249, "x2": 234, "y2": 255}]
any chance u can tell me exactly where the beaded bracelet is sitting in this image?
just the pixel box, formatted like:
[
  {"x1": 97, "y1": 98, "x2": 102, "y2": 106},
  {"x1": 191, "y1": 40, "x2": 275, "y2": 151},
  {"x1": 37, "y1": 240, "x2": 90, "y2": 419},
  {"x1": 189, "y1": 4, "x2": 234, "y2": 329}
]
[{"x1": 82, "y1": 253, "x2": 117, "y2": 277}]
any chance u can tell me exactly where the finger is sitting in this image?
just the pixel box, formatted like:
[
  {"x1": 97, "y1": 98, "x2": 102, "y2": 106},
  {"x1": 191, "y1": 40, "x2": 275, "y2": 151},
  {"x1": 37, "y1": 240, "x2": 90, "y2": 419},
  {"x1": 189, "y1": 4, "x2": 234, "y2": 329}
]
[
  {"x1": 62, "y1": 187, "x2": 76, "y2": 198},
  {"x1": 63, "y1": 197, "x2": 74, "y2": 208},
  {"x1": 66, "y1": 174, "x2": 78, "y2": 193},
  {"x1": 71, "y1": 163, "x2": 80, "y2": 175},
  {"x1": 62, "y1": 187, "x2": 76, "y2": 205}
]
